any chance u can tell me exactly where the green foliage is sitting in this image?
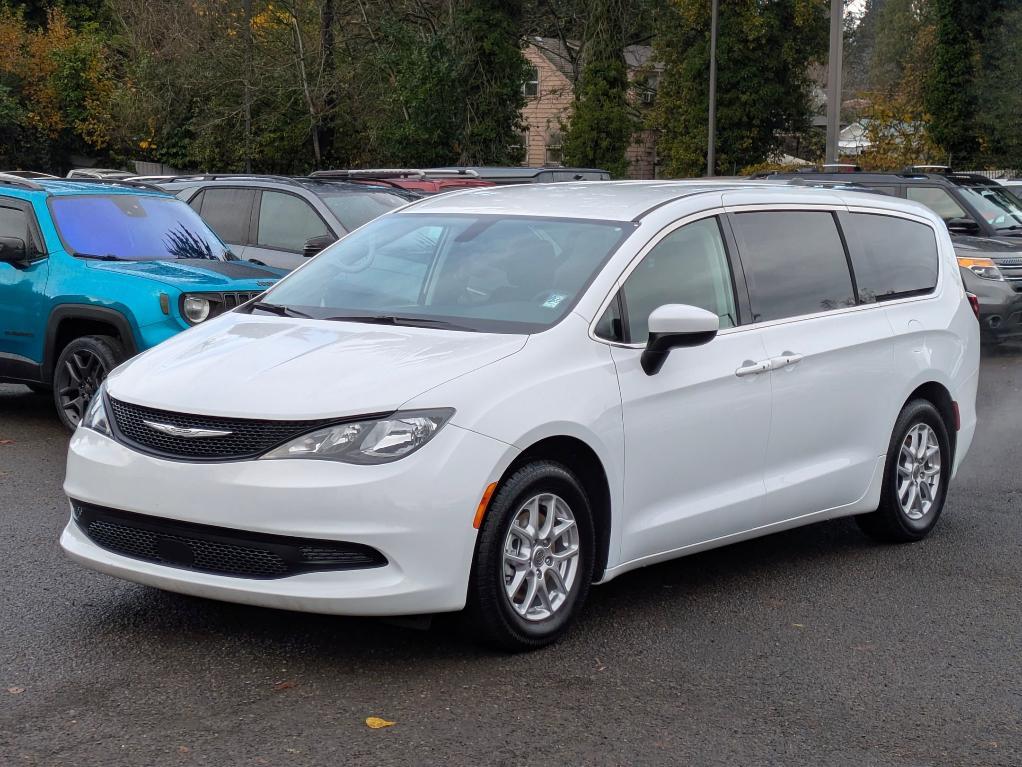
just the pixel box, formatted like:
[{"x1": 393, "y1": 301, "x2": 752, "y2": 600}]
[
  {"x1": 651, "y1": 0, "x2": 829, "y2": 177},
  {"x1": 974, "y1": 4, "x2": 1022, "y2": 169},
  {"x1": 562, "y1": 0, "x2": 633, "y2": 177},
  {"x1": 925, "y1": 0, "x2": 980, "y2": 164}
]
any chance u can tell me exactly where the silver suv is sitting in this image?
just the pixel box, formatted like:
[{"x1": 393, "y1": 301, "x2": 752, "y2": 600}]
[{"x1": 157, "y1": 175, "x2": 417, "y2": 270}]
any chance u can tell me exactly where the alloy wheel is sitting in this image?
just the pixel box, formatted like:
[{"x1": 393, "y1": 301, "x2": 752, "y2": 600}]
[
  {"x1": 897, "y1": 423, "x2": 942, "y2": 520},
  {"x1": 502, "y1": 492, "x2": 581, "y2": 622},
  {"x1": 57, "y1": 349, "x2": 108, "y2": 427}
]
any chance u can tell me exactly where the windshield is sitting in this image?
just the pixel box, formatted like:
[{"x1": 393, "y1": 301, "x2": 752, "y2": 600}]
[
  {"x1": 259, "y1": 213, "x2": 630, "y2": 333},
  {"x1": 49, "y1": 195, "x2": 233, "y2": 261},
  {"x1": 959, "y1": 185, "x2": 1022, "y2": 231},
  {"x1": 317, "y1": 188, "x2": 416, "y2": 232}
]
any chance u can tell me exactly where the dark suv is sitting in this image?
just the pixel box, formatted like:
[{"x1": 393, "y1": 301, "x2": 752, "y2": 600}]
[
  {"x1": 156, "y1": 175, "x2": 417, "y2": 270},
  {"x1": 758, "y1": 168, "x2": 1022, "y2": 344}
]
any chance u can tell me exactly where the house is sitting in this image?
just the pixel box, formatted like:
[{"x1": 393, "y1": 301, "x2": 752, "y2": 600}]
[{"x1": 520, "y1": 37, "x2": 660, "y2": 179}]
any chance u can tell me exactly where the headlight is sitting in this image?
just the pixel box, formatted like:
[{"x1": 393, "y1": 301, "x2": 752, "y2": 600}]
[
  {"x1": 958, "y1": 256, "x2": 1004, "y2": 281},
  {"x1": 181, "y1": 295, "x2": 212, "y2": 324},
  {"x1": 81, "y1": 383, "x2": 112, "y2": 436},
  {"x1": 261, "y1": 409, "x2": 454, "y2": 464}
]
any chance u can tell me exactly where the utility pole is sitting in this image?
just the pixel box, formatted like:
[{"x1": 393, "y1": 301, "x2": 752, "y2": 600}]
[
  {"x1": 707, "y1": 0, "x2": 719, "y2": 177},
  {"x1": 825, "y1": 0, "x2": 843, "y2": 164},
  {"x1": 243, "y1": 0, "x2": 253, "y2": 174}
]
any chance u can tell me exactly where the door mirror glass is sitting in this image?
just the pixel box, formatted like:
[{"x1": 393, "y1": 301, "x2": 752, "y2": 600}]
[
  {"x1": 0, "y1": 236, "x2": 27, "y2": 263},
  {"x1": 641, "y1": 304, "x2": 719, "y2": 375},
  {"x1": 303, "y1": 234, "x2": 336, "y2": 258}
]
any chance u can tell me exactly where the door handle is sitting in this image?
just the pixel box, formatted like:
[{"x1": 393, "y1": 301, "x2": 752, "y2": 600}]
[
  {"x1": 770, "y1": 351, "x2": 804, "y2": 370},
  {"x1": 735, "y1": 359, "x2": 772, "y2": 377}
]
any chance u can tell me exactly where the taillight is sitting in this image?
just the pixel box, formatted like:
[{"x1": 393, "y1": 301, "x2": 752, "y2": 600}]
[{"x1": 966, "y1": 292, "x2": 980, "y2": 319}]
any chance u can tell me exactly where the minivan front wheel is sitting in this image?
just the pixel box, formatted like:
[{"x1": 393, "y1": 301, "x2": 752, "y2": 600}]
[
  {"x1": 857, "y1": 400, "x2": 951, "y2": 543},
  {"x1": 53, "y1": 335, "x2": 123, "y2": 432},
  {"x1": 466, "y1": 461, "x2": 594, "y2": 651}
]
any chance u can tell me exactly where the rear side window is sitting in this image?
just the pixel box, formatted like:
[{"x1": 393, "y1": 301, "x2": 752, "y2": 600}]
[
  {"x1": 198, "y1": 188, "x2": 255, "y2": 244},
  {"x1": 842, "y1": 213, "x2": 939, "y2": 302},
  {"x1": 730, "y1": 211, "x2": 856, "y2": 322},
  {"x1": 257, "y1": 191, "x2": 330, "y2": 251}
]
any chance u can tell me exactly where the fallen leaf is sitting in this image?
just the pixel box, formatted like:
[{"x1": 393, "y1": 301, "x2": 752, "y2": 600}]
[
  {"x1": 365, "y1": 716, "x2": 396, "y2": 729},
  {"x1": 792, "y1": 623, "x2": 805, "y2": 628},
  {"x1": 0, "y1": 439, "x2": 14, "y2": 446},
  {"x1": 273, "y1": 680, "x2": 297, "y2": 691},
  {"x1": 7, "y1": 687, "x2": 25, "y2": 694},
  {"x1": 177, "y1": 745, "x2": 190, "y2": 754}
]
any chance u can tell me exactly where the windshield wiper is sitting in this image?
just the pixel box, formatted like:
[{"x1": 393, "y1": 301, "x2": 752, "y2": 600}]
[
  {"x1": 73, "y1": 252, "x2": 130, "y2": 261},
  {"x1": 248, "y1": 301, "x2": 313, "y2": 319},
  {"x1": 324, "y1": 315, "x2": 476, "y2": 331}
]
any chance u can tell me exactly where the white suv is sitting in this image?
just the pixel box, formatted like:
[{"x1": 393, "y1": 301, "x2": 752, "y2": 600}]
[{"x1": 61, "y1": 182, "x2": 980, "y2": 651}]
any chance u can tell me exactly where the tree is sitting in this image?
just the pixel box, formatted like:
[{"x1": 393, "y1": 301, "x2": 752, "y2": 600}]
[
  {"x1": 651, "y1": 0, "x2": 829, "y2": 177},
  {"x1": 924, "y1": 0, "x2": 979, "y2": 164},
  {"x1": 974, "y1": 3, "x2": 1022, "y2": 169},
  {"x1": 561, "y1": 0, "x2": 633, "y2": 177}
]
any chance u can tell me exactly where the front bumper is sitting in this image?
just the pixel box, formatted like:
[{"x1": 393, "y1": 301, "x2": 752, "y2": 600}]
[
  {"x1": 61, "y1": 423, "x2": 514, "y2": 616},
  {"x1": 962, "y1": 268, "x2": 1022, "y2": 342}
]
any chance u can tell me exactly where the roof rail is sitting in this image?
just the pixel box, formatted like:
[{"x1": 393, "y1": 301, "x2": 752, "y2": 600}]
[
  {"x1": 146, "y1": 173, "x2": 305, "y2": 186},
  {"x1": 310, "y1": 168, "x2": 480, "y2": 180},
  {"x1": 57, "y1": 177, "x2": 168, "y2": 193},
  {"x1": 819, "y1": 163, "x2": 861, "y2": 173},
  {"x1": 903, "y1": 165, "x2": 951, "y2": 174},
  {"x1": 0, "y1": 173, "x2": 45, "y2": 191}
]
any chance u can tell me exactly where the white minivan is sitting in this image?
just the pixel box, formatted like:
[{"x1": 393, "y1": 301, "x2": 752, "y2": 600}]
[{"x1": 61, "y1": 182, "x2": 980, "y2": 651}]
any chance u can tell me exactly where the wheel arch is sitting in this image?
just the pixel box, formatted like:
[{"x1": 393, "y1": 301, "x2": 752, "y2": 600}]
[
  {"x1": 500, "y1": 435, "x2": 613, "y2": 583},
  {"x1": 903, "y1": 380, "x2": 958, "y2": 463},
  {"x1": 44, "y1": 305, "x2": 138, "y2": 383}
]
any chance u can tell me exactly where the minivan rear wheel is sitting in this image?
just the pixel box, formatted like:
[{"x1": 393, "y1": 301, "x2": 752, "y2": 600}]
[
  {"x1": 53, "y1": 335, "x2": 123, "y2": 432},
  {"x1": 466, "y1": 461, "x2": 594, "y2": 652},
  {"x1": 856, "y1": 399, "x2": 951, "y2": 543}
]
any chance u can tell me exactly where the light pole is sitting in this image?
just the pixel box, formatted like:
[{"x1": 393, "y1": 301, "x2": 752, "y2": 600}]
[
  {"x1": 825, "y1": 0, "x2": 844, "y2": 164},
  {"x1": 707, "y1": 0, "x2": 719, "y2": 176}
]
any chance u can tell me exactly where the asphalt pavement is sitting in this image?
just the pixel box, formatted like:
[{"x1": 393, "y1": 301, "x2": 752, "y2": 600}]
[{"x1": 2, "y1": 349, "x2": 1021, "y2": 766}]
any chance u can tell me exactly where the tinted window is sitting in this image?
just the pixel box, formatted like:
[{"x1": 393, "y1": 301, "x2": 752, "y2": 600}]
[
  {"x1": 614, "y1": 217, "x2": 737, "y2": 343},
  {"x1": 0, "y1": 205, "x2": 33, "y2": 251},
  {"x1": 844, "y1": 213, "x2": 938, "y2": 302},
  {"x1": 731, "y1": 211, "x2": 855, "y2": 322},
  {"x1": 48, "y1": 195, "x2": 232, "y2": 261},
  {"x1": 199, "y1": 188, "x2": 255, "y2": 244},
  {"x1": 262, "y1": 214, "x2": 627, "y2": 334},
  {"x1": 257, "y1": 191, "x2": 330, "y2": 251},
  {"x1": 906, "y1": 187, "x2": 967, "y2": 221},
  {"x1": 318, "y1": 189, "x2": 411, "y2": 232}
]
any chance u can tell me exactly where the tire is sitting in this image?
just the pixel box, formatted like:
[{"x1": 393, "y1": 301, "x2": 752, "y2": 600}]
[
  {"x1": 52, "y1": 335, "x2": 124, "y2": 432},
  {"x1": 465, "y1": 461, "x2": 595, "y2": 652},
  {"x1": 856, "y1": 399, "x2": 952, "y2": 543}
]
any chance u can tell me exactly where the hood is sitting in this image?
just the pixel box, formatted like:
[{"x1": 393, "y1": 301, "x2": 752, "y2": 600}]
[
  {"x1": 87, "y1": 258, "x2": 283, "y2": 289},
  {"x1": 951, "y1": 234, "x2": 1022, "y2": 258},
  {"x1": 106, "y1": 313, "x2": 528, "y2": 419}
]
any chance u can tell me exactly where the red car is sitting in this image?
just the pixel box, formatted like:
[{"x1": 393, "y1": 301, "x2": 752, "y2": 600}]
[{"x1": 309, "y1": 169, "x2": 494, "y2": 195}]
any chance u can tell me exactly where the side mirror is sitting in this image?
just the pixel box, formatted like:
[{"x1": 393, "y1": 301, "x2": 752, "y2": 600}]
[
  {"x1": 640, "y1": 304, "x2": 719, "y2": 375},
  {"x1": 946, "y1": 217, "x2": 980, "y2": 235},
  {"x1": 303, "y1": 234, "x2": 336, "y2": 258},
  {"x1": 0, "y1": 236, "x2": 27, "y2": 264}
]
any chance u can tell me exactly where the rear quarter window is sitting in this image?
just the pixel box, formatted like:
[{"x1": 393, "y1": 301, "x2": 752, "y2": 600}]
[{"x1": 840, "y1": 213, "x2": 939, "y2": 302}]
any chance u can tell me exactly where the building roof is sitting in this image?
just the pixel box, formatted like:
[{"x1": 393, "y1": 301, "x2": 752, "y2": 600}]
[{"x1": 527, "y1": 38, "x2": 659, "y2": 83}]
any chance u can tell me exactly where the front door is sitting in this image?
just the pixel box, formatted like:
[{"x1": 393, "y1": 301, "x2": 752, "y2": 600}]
[
  {"x1": 0, "y1": 199, "x2": 49, "y2": 377},
  {"x1": 603, "y1": 215, "x2": 773, "y2": 565}
]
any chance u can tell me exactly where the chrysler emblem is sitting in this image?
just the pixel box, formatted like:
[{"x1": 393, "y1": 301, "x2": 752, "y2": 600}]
[{"x1": 142, "y1": 420, "x2": 233, "y2": 439}]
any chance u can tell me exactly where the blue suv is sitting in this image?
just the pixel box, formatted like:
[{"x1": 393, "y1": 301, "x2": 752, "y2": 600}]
[{"x1": 0, "y1": 175, "x2": 281, "y2": 430}]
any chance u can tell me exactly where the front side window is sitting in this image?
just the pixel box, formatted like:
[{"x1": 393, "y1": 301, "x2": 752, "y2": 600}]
[
  {"x1": 0, "y1": 205, "x2": 39, "y2": 255},
  {"x1": 906, "y1": 186, "x2": 967, "y2": 221},
  {"x1": 608, "y1": 217, "x2": 737, "y2": 343},
  {"x1": 731, "y1": 211, "x2": 855, "y2": 322},
  {"x1": 843, "y1": 213, "x2": 939, "y2": 302},
  {"x1": 48, "y1": 195, "x2": 232, "y2": 261},
  {"x1": 260, "y1": 214, "x2": 629, "y2": 334},
  {"x1": 257, "y1": 191, "x2": 330, "y2": 251}
]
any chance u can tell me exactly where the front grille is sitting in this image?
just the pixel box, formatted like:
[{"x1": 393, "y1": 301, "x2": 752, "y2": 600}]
[
  {"x1": 73, "y1": 501, "x2": 386, "y2": 579},
  {"x1": 108, "y1": 397, "x2": 338, "y2": 461},
  {"x1": 218, "y1": 292, "x2": 259, "y2": 310}
]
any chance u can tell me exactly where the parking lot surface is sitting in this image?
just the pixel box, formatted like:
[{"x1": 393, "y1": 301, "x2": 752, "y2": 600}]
[{"x1": 2, "y1": 350, "x2": 1021, "y2": 766}]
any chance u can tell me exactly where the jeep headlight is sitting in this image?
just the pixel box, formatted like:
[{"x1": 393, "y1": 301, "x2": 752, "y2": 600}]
[
  {"x1": 181, "y1": 294, "x2": 212, "y2": 324},
  {"x1": 260, "y1": 409, "x2": 454, "y2": 464}
]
